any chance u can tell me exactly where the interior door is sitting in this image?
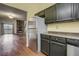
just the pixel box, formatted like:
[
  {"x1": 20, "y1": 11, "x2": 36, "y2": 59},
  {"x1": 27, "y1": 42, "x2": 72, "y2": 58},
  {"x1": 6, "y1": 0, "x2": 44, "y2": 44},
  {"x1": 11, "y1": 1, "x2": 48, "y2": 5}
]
[{"x1": 17, "y1": 20, "x2": 24, "y2": 34}]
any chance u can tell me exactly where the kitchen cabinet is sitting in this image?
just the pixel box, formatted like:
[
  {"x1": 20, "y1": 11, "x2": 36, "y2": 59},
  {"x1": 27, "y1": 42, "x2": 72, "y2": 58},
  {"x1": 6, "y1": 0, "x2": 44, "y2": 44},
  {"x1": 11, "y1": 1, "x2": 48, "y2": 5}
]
[
  {"x1": 41, "y1": 34, "x2": 67, "y2": 56},
  {"x1": 73, "y1": 3, "x2": 79, "y2": 19},
  {"x1": 56, "y1": 3, "x2": 73, "y2": 21},
  {"x1": 45, "y1": 3, "x2": 74, "y2": 23},
  {"x1": 35, "y1": 3, "x2": 79, "y2": 24},
  {"x1": 35, "y1": 10, "x2": 45, "y2": 18},
  {"x1": 41, "y1": 34, "x2": 79, "y2": 56},
  {"x1": 45, "y1": 5, "x2": 56, "y2": 24},
  {"x1": 41, "y1": 39, "x2": 49, "y2": 55},
  {"x1": 41, "y1": 34, "x2": 50, "y2": 55}
]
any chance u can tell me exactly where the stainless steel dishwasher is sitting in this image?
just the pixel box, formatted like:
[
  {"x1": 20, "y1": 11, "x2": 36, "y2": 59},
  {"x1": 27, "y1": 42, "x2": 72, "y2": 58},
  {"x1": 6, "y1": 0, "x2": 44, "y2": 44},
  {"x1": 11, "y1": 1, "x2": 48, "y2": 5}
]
[{"x1": 67, "y1": 39, "x2": 79, "y2": 56}]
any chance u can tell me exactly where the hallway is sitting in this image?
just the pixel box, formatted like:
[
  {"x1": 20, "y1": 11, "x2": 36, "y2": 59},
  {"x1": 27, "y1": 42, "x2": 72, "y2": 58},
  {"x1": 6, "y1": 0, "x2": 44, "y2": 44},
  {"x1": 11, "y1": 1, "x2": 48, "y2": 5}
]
[{"x1": 0, "y1": 34, "x2": 44, "y2": 56}]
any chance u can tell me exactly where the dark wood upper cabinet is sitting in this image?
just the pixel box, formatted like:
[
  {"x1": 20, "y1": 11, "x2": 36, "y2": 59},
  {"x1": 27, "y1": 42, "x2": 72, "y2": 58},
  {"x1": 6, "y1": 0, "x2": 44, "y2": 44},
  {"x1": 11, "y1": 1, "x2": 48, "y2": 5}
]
[
  {"x1": 45, "y1": 5, "x2": 56, "y2": 24},
  {"x1": 44, "y1": 3, "x2": 74, "y2": 24},
  {"x1": 35, "y1": 3, "x2": 79, "y2": 24},
  {"x1": 56, "y1": 3, "x2": 73, "y2": 21},
  {"x1": 73, "y1": 3, "x2": 79, "y2": 19},
  {"x1": 35, "y1": 10, "x2": 45, "y2": 18}
]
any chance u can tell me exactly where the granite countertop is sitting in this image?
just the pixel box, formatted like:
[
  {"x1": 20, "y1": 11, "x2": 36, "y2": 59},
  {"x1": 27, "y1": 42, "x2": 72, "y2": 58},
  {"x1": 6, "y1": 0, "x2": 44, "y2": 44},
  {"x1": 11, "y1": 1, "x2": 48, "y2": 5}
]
[{"x1": 42, "y1": 32, "x2": 79, "y2": 40}]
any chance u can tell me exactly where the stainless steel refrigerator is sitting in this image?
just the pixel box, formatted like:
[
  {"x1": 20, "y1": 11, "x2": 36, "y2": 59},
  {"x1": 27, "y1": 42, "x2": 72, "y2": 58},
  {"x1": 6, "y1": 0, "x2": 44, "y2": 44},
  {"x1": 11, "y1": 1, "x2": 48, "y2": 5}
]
[{"x1": 27, "y1": 16, "x2": 47, "y2": 52}]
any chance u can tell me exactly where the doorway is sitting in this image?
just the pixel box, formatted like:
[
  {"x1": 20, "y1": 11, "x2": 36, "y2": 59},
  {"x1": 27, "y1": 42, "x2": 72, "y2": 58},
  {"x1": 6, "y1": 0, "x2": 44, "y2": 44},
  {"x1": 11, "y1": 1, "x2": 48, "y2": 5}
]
[{"x1": 3, "y1": 24, "x2": 13, "y2": 34}]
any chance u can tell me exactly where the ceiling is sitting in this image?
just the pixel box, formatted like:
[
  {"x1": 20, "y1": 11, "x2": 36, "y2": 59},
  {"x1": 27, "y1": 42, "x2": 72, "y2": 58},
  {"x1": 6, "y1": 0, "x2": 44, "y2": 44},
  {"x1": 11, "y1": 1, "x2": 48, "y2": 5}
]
[
  {"x1": 0, "y1": 3, "x2": 26, "y2": 20},
  {"x1": 5, "y1": 3, "x2": 55, "y2": 19}
]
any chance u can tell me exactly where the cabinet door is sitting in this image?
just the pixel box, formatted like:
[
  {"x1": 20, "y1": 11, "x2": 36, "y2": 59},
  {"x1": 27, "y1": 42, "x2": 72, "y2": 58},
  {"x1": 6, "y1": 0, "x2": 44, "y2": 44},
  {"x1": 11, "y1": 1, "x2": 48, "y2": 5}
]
[
  {"x1": 56, "y1": 3, "x2": 73, "y2": 21},
  {"x1": 45, "y1": 5, "x2": 56, "y2": 24},
  {"x1": 41, "y1": 39, "x2": 49, "y2": 55},
  {"x1": 35, "y1": 10, "x2": 45, "y2": 18},
  {"x1": 73, "y1": 3, "x2": 79, "y2": 19},
  {"x1": 50, "y1": 41, "x2": 66, "y2": 56}
]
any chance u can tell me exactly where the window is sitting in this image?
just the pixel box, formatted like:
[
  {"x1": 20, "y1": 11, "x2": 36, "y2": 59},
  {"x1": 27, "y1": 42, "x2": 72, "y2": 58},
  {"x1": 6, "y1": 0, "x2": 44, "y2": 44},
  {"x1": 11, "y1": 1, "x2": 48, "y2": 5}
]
[{"x1": 3, "y1": 24, "x2": 13, "y2": 34}]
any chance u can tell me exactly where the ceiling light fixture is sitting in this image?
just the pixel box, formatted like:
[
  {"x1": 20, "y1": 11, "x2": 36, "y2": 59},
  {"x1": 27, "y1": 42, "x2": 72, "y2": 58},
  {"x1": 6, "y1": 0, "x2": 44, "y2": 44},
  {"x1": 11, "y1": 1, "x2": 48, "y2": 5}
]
[{"x1": 8, "y1": 15, "x2": 14, "y2": 19}]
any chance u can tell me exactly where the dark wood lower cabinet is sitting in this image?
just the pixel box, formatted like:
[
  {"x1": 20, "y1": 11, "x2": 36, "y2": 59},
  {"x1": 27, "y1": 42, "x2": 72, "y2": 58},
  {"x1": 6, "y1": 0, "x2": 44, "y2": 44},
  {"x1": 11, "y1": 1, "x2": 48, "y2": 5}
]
[
  {"x1": 41, "y1": 34, "x2": 67, "y2": 56},
  {"x1": 41, "y1": 39, "x2": 49, "y2": 55}
]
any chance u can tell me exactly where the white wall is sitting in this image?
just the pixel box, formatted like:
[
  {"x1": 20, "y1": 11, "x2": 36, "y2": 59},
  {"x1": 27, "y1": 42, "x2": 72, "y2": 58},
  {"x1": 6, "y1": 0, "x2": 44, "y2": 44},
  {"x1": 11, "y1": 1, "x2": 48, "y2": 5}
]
[{"x1": 47, "y1": 21, "x2": 79, "y2": 33}]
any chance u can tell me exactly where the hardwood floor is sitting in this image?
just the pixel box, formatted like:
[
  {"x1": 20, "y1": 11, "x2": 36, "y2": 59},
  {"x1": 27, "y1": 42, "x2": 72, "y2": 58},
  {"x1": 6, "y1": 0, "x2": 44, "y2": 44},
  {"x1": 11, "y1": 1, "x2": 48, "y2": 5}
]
[{"x1": 0, "y1": 34, "x2": 45, "y2": 56}]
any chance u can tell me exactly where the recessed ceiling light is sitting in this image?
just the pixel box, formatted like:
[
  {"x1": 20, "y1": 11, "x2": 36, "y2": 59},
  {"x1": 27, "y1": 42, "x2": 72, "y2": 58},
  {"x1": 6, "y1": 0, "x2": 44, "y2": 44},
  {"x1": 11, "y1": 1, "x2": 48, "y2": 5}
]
[{"x1": 8, "y1": 15, "x2": 14, "y2": 19}]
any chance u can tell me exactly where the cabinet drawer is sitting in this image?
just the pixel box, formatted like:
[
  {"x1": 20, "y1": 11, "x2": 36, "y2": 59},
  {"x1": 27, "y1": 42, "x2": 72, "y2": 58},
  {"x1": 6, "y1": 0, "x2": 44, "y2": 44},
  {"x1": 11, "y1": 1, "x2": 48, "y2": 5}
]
[{"x1": 50, "y1": 36, "x2": 66, "y2": 44}]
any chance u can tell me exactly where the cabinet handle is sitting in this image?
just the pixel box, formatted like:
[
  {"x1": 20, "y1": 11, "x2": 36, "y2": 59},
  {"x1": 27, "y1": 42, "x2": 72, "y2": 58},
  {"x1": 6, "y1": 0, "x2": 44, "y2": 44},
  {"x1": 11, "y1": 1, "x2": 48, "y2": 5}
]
[
  {"x1": 50, "y1": 41, "x2": 65, "y2": 46},
  {"x1": 42, "y1": 39, "x2": 49, "y2": 43}
]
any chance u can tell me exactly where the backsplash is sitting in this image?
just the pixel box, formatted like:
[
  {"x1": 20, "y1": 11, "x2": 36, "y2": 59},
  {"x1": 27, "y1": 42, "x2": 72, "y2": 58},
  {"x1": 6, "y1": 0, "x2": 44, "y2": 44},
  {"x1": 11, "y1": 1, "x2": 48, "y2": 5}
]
[
  {"x1": 47, "y1": 21, "x2": 79, "y2": 33},
  {"x1": 48, "y1": 31, "x2": 79, "y2": 37}
]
